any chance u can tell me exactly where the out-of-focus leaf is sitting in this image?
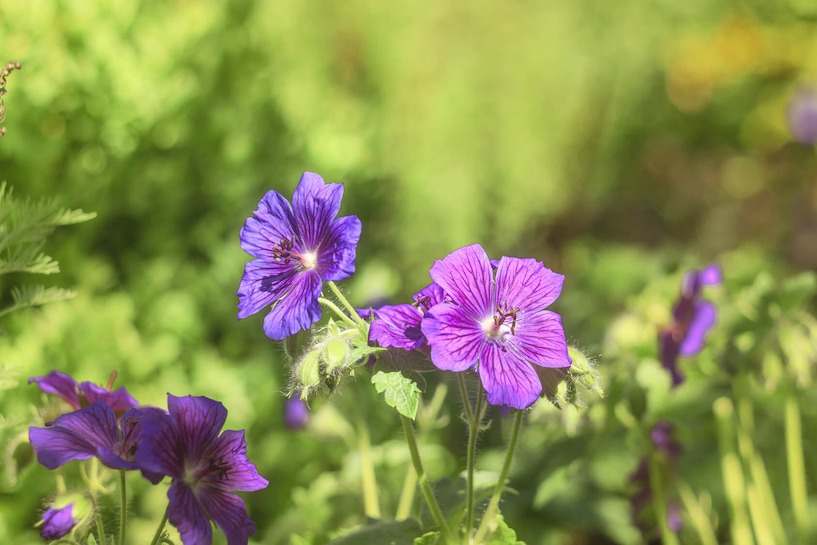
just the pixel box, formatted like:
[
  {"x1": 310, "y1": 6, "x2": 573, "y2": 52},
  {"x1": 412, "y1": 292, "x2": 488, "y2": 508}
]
[{"x1": 327, "y1": 519, "x2": 423, "y2": 545}]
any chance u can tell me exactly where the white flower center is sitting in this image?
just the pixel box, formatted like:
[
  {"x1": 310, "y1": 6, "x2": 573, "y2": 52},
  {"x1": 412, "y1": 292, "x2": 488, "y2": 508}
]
[
  {"x1": 301, "y1": 251, "x2": 318, "y2": 270},
  {"x1": 481, "y1": 317, "x2": 509, "y2": 341}
]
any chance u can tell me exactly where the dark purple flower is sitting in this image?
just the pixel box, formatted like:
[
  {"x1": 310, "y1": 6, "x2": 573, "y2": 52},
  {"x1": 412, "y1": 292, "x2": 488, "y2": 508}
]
[
  {"x1": 630, "y1": 421, "x2": 683, "y2": 534},
  {"x1": 660, "y1": 264, "x2": 722, "y2": 386},
  {"x1": 29, "y1": 402, "x2": 159, "y2": 477},
  {"x1": 368, "y1": 283, "x2": 446, "y2": 350},
  {"x1": 136, "y1": 395, "x2": 269, "y2": 545},
  {"x1": 788, "y1": 88, "x2": 817, "y2": 145},
  {"x1": 29, "y1": 370, "x2": 139, "y2": 416},
  {"x1": 284, "y1": 396, "x2": 309, "y2": 429},
  {"x1": 237, "y1": 172, "x2": 362, "y2": 341},
  {"x1": 420, "y1": 244, "x2": 571, "y2": 410},
  {"x1": 40, "y1": 503, "x2": 77, "y2": 540}
]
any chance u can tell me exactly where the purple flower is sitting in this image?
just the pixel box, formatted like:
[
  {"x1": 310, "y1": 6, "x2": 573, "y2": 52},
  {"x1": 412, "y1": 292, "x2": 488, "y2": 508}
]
[
  {"x1": 28, "y1": 402, "x2": 159, "y2": 477},
  {"x1": 29, "y1": 370, "x2": 139, "y2": 416},
  {"x1": 368, "y1": 283, "x2": 446, "y2": 350},
  {"x1": 136, "y1": 395, "x2": 269, "y2": 545},
  {"x1": 660, "y1": 264, "x2": 722, "y2": 386},
  {"x1": 40, "y1": 503, "x2": 77, "y2": 540},
  {"x1": 237, "y1": 172, "x2": 362, "y2": 341},
  {"x1": 788, "y1": 88, "x2": 817, "y2": 145},
  {"x1": 630, "y1": 421, "x2": 683, "y2": 534},
  {"x1": 420, "y1": 244, "x2": 571, "y2": 410},
  {"x1": 284, "y1": 396, "x2": 309, "y2": 429}
]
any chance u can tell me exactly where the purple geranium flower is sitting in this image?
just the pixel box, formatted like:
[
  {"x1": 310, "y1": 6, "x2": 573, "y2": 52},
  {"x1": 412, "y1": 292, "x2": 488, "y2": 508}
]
[
  {"x1": 136, "y1": 395, "x2": 269, "y2": 545},
  {"x1": 421, "y1": 244, "x2": 571, "y2": 410},
  {"x1": 368, "y1": 283, "x2": 446, "y2": 350},
  {"x1": 660, "y1": 264, "x2": 722, "y2": 386},
  {"x1": 29, "y1": 401, "x2": 159, "y2": 479},
  {"x1": 29, "y1": 370, "x2": 139, "y2": 417},
  {"x1": 237, "y1": 172, "x2": 362, "y2": 340},
  {"x1": 40, "y1": 503, "x2": 77, "y2": 540}
]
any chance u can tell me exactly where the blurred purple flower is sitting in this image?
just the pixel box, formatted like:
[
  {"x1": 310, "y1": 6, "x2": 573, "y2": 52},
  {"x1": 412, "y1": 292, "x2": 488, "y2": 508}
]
[
  {"x1": 368, "y1": 283, "x2": 446, "y2": 350},
  {"x1": 29, "y1": 370, "x2": 139, "y2": 417},
  {"x1": 29, "y1": 402, "x2": 161, "y2": 482},
  {"x1": 136, "y1": 395, "x2": 268, "y2": 545},
  {"x1": 421, "y1": 244, "x2": 571, "y2": 410},
  {"x1": 631, "y1": 421, "x2": 683, "y2": 534},
  {"x1": 660, "y1": 264, "x2": 722, "y2": 386},
  {"x1": 788, "y1": 88, "x2": 817, "y2": 145},
  {"x1": 237, "y1": 172, "x2": 362, "y2": 340},
  {"x1": 284, "y1": 396, "x2": 309, "y2": 429},
  {"x1": 40, "y1": 503, "x2": 77, "y2": 540}
]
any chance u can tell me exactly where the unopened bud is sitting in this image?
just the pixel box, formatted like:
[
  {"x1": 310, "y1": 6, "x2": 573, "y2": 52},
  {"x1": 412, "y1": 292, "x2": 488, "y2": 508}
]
[
  {"x1": 298, "y1": 350, "x2": 322, "y2": 389},
  {"x1": 323, "y1": 339, "x2": 348, "y2": 371}
]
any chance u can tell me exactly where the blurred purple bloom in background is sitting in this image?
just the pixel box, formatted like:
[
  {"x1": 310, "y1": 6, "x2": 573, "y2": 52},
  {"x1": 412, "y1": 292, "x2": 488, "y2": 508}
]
[
  {"x1": 660, "y1": 264, "x2": 722, "y2": 386},
  {"x1": 630, "y1": 421, "x2": 683, "y2": 534},
  {"x1": 421, "y1": 244, "x2": 571, "y2": 410},
  {"x1": 237, "y1": 172, "x2": 362, "y2": 340},
  {"x1": 788, "y1": 88, "x2": 817, "y2": 145},
  {"x1": 39, "y1": 503, "x2": 77, "y2": 540},
  {"x1": 284, "y1": 396, "x2": 309, "y2": 429},
  {"x1": 29, "y1": 402, "x2": 158, "y2": 475},
  {"x1": 368, "y1": 283, "x2": 446, "y2": 350},
  {"x1": 137, "y1": 395, "x2": 268, "y2": 545},
  {"x1": 29, "y1": 370, "x2": 139, "y2": 416}
]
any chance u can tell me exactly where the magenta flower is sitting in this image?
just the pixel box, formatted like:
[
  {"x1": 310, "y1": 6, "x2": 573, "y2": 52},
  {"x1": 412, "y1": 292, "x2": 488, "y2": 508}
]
[
  {"x1": 421, "y1": 244, "x2": 571, "y2": 409},
  {"x1": 29, "y1": 402, "x2": 158, "y2": 476},
  {"x1": 136, "y1": 395, "x2": 269, "y2": 545},
  {"x1": 40, "y1": 503, "x2": 77, "y2": 540},
  {"x1": 29, "y1": 370, "x2": 138, "y2": 416},
  {"x1": 659, "y1": 264, "x2": 722, "y2": 386},
  {"x1": 237, "y1": 172, "x2": 362, "y2": 340},
  {"x1": 368, "y1": 283, "x2": 446, "y2": 350}
]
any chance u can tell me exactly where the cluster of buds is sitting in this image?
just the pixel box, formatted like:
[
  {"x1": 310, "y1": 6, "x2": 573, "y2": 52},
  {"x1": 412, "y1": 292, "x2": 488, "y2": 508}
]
[
  {"x1": 291, "y1": 319, "x2": 360, "y2": 400},
  {"x1": 0, "y1": 60, "x2": 22, "y2": 137}
]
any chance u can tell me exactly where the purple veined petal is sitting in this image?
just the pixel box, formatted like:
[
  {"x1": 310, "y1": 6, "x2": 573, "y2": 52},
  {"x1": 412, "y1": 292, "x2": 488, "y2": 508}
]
[
  {"x1": 237, "y1": 259, "x2": 299, "y2": 320},
  {"x1": 202, "y1": 430, "x2": 269, "y2": 492},
  {"x1": 429, "y1": 244, "x2": 493, "y2": 320},
  {"x1": 507, "y1": 310, "x2": 571, "y2": 368},
  {"x1": 40, "y1": 503, "x2": 76, "y2": 540},
  {"x1": 679, "y1": 300, "x2": 717, "y2": 356},
  {"x1": 28, "y1": 371, "x2": 80, "y2": 409},
  {"x1": 478, "y1": 345, "x2": 542, "y2": 410},
  {"x1": 29, "y1": 402, "x2": 118, "y2": 469},
  {"x1": 197, "y1": 488, "x2": 257, "y2": 545},
  {"x1": 413, "y1": 283, "x2": 446, "y2": 311},
  {"x1": 699, "y1": 264, "x2": 722, "y2": 286},
  {"x1": 79, "y1": 383, "x2": 139, "y2": 415},
  {"x1": 262, "y1": 271, "x2": 323, "y2": 340},
  {"x1": 317, "y1": 214, "x2": 362, "y2": 282},
  {"x1": 239, "y1": 190, "x2": 297, "y2": 260},
  {"x1": 369, "y1": 304, "x2": 425, "y2": 350},
  {"x1": 167, "y1": 482, "x2": 213, "y2": 545},
  {"x1": 292, "y1": 172, "x2": 345, "y2": 250},
  {"x1": 136, "y1": 408, "x2": 184, "y2": 481},
  {"x1": 167, "y1": 395, "x2": 229, "y2": 462},
  {"x1": 495, "y1": 257, "x2": 565, "y2": 312},
  {"x1": 421, "y1": 303, "x2": 485, "y2": 372}
]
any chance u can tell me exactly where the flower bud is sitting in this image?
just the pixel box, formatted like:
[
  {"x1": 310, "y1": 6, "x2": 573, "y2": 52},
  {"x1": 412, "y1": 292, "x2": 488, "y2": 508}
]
[
  {"x1": 38, "y1": 492, "x2": 92, "y2": 540},
  {"x1": 298, "y1": 350, "x2": 322, "y2": 389},
  {"x1": 323, "y1": 339, "x2": 348, "y2": 371},
  {"x1": 283, "y1": 395, "x2": 309, "y2": 429}
]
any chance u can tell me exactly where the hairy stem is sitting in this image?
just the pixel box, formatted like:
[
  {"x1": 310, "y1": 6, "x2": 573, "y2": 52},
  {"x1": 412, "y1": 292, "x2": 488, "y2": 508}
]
[
  {"x1": 149, "y1": 510, "x2": 169, "y2": 545},
  {"x1": 318, "y1": 297, "x2": 358, "y2": 328},
  {"x1": 119, "y1": 470, "x2": 127, "y2": 545},
  {"x1": 327, "y1": 281, "x2": 368, "y2": 329},
  {"x1": 464, "y1": 384, "x2": 485, "y2": 543}
]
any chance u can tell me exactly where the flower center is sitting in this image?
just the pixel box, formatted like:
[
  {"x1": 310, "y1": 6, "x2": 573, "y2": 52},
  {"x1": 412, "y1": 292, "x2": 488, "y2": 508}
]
[
  {"x1": 272, "y1": 237, "x2": 318, "y2": 270},
  {"x1": 481, "y1": 304, "x2": 520, "y2": 341}
]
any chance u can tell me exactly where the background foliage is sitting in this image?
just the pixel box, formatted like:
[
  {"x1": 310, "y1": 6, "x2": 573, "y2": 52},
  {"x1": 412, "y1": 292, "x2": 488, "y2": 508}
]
[{"x1": 1, "y1": 1, "x2": 816, "y2": 543}]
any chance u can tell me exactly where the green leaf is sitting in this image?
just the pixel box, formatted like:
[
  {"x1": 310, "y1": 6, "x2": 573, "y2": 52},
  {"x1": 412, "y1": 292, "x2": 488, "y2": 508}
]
[
  {"x1": 413, "y1": 531, "x2": 440, "y2": 545},
  {"x1": 371, "y1": 370, "x2": 422, "y2": 420},
  {"x1": 486, "y1": 515, "x2": 525, "y2": 545},
  {"x1": 0, "y1": 286, "x2": 76, "y2": 319},
  {"x1": 327, "y1": 519, "x2": 423, "y2": 545}
]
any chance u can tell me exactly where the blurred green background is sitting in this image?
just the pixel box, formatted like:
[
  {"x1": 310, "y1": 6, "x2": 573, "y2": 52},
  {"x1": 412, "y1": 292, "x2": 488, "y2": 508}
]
[{"x1": 1, "y1": 1, "x2": 816, "y2": 544}]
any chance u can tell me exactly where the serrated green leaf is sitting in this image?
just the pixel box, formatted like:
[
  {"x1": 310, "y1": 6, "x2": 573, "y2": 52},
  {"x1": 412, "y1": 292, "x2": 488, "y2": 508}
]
[
  {"x1": 372, "y1": 370, "x2": 422, "y2": 419},
  {"x1": 0, "y1": 286, "x2": 76, "y2": 319},
  {"x1": 486, "y1": 515, "x2": 525, "y2": 545}
]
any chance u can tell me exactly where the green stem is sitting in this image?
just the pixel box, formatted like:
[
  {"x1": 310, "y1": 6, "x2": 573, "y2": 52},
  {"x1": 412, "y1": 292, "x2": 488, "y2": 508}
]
[
  {"x1": 714, "y1": 397, "x2": 754, "y2": 545},
  {"x1": 473, "y1": 410, "x2": 523, "y2": 544},
  {"x1": 119, "y1": 470, "x2": 127, "y2": 545},
  {"x1": 327, "y1": 281, "x2": 368, "y2": 329},
  {"x1": 149, "y1": 510, "x2": 169, "y2": 545},
  {"x1": 396, "y1": 465, "x2": 418, "y2": 520},
  {"x1": 786, "y1": 390, "x2": 809, "y2": 544},
  {"x1": 677, "y1": 482, "x2": 719, "y2": 545},
  {"x1": 464, "y1": 385, "x2": 485, "y2": 543},
  {"x1": 401, "y1": 415, "x2": 452, "y2": 541},
  {"x1": 89, "y1": 494, "x2": 107, "y2": 545},
  {"x1": 458, "y1": 374, "x2": 474, "y2": 423},
  {"x1": 318, "y1": 297, "x2": 358, "y2": 328},
  {"x1": 358, "y1": 416, "x2": 381, "y2": 518}
]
